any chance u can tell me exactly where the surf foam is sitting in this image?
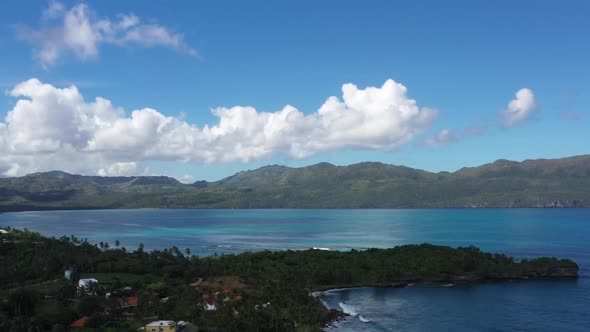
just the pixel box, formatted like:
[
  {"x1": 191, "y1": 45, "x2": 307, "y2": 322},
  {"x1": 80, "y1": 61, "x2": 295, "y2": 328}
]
[{"x1": 338, "y1": 302, "x2": 358, "y2": 316}]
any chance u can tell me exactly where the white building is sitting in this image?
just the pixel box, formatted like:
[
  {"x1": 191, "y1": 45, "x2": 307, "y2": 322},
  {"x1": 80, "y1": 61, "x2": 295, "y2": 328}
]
[
  {"x1": 64, "y1": 268, "x2": 74, "y2": 280},
  {"x1": 78, "y1": 278, "x2": 98, "y2": 294},
  {"x1": 145, "y1": 320, "x2": 176, "y2": 332},
  {"x1": 203, "y1": 302, "x2": 217, "y2": 311}
]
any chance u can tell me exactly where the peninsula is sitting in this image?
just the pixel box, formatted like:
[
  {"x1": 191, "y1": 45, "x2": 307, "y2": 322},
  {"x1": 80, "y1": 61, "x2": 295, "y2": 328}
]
[{"x1": 0, "y1": 228, "x2": 578, "y2": 330}]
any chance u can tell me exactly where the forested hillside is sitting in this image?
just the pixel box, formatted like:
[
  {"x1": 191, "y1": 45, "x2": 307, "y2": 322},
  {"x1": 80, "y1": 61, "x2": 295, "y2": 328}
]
[{"x1": 1, "y1": 155, "x2": 589, "y2": 211}]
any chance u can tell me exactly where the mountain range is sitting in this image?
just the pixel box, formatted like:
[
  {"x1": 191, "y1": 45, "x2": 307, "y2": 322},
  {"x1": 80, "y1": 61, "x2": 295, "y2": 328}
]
[{"x1": 1, "y1": 155, "x2": 589, "y2": 211}]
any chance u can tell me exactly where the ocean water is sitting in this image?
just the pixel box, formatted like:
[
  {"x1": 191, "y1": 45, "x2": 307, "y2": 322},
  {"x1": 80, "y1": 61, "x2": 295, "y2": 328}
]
[{"x1": 1, "y1": 208, "x2": 589, "y2": 330}]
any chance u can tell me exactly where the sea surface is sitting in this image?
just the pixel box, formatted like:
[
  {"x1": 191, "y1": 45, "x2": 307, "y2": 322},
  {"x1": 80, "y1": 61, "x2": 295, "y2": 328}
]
[{"x1": 1, "y1": 208, "x2": 589, "y2": 331}]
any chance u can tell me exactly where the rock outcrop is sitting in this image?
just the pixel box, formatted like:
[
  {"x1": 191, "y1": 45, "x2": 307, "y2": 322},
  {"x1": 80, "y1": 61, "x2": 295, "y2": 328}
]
[
  {"x1": 449, "y1": 265, "x2": 579, "y2": 282},
  {"x1": 537, "y1": 200, "x2": 584, "y2": 208}
]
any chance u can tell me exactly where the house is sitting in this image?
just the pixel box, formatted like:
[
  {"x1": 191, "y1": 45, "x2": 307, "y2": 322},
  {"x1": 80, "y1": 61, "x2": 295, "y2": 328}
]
[
  {"x1": 177, "y1": 321, "x2": 199, "y2": 332},
  {"x1": 203, "y1": 293, "x2": 217, "y2": 311},
  {"x1": 69, "y1": 316, "x2": 88, "y2": 328},
  {"x1": 144, "y1": 320, "x2": 176, "y2": 332},
  {"x1": 202, "y1": 290, "x2": 242, "y2": 311},
  {"x1": 78, "y1": 278, "x2": 98, "y2": 294},
  {"x1": 118, "y1": 296, "x2": 139, "y2": 310}
]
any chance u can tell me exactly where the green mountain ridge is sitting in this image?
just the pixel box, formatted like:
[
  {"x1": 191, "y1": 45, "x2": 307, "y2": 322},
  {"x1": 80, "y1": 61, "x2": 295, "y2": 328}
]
[{"x1": 1, "y1": 154, "x2": 589, "y2": 211}]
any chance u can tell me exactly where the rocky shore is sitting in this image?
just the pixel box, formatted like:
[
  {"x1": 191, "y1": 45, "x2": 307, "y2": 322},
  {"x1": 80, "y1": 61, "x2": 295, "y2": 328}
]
[
  {"x1": 313, "y1": 264, "x2": 579, "y2": 292},
  {"x1": 314, "y1": 264, "x2": 578, "y2": 327}
]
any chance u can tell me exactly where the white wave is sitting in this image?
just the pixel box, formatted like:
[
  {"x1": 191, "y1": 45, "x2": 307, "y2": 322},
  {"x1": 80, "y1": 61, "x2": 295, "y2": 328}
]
[
  {"x1": 359, "y1": 315, "x2": 371, "y2": 323},
  {"x1": 79, "y1": 219, "x2": 101, "y2": 224},
  {"x1": 323, "y1": 287, "x2": 367, "y2": 294},
  {"x1": 442, "y1": 283, "x2": 454, "y2": 287},
  {"x1": 407, "y1": 283, "x2": 415, "y2": 287},
  {"x1": 339, "y1": 302, "x2": 358, "y2": 316},
  {"x1": 309, "y1": 291, "x2": 329, "y2": 308}
]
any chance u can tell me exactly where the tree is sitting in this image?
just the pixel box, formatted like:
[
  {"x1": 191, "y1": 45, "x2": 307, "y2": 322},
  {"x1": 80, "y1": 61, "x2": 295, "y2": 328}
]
[
  {"x1": 7, "y1": 288, "x2": 40, "y2": 317},
  {"x1": 77, "y1": 296, "x2": 105, "y2": 316},
  {"x1": 114, "y1": 240, "x2": 120, "y2": 248},
  {"x1": 137, "y1": 243, "x2": 145, "y2": 255}
]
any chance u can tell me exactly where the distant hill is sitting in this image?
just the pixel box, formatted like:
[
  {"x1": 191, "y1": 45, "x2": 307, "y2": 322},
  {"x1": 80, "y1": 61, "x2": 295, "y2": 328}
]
[{"x1": 1, "y1": 155, "x2": 589, "y2": 211}]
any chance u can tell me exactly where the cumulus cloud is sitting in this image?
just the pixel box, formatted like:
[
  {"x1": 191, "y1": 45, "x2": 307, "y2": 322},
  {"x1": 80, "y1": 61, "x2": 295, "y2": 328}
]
[
  {"x1": 422, "y1": 88, "x2": 535, "y2": 148},
  {"x1": 500, "y1": 88, "x2": 536, "y2": 126},
  {"x1": 178, "y1": 175, "x2": 195, "y2": 184},
  {"x1": 97, "y1": 162, "x2": 142, "y2": 177},
  {"x1": 0, "y1": 78, "x2": 437, "y2": 177},
  {"x1": 420, "y1": 126, "x2": 487, "y2": 148},
  {"x1": 14, "y1": 1, "x2": 197, "y2": 67}
]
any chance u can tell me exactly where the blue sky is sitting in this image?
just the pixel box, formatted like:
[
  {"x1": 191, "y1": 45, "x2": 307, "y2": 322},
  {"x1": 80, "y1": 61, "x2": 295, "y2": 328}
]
[{"x1": 0, "y1": 0, "x2": 588, "y2": 181}]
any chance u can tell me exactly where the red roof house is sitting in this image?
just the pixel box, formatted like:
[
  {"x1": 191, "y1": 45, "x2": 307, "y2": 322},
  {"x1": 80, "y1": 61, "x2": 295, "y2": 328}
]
[
  {"x1": 118, "y1": 296, "x2": 139, "y2": 308},
  {"x1": 69, "y1": 316, "x2": 88, "y2": 328}
]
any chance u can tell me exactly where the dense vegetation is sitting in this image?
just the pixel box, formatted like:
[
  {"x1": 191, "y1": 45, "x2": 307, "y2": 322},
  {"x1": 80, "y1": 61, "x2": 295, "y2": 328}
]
[
  {"x1": 1, "y1": 155, "x2": 590, "y2": 211},
  {"x1": 0, "y1": 228, "x2": 578, "y2": 331}
]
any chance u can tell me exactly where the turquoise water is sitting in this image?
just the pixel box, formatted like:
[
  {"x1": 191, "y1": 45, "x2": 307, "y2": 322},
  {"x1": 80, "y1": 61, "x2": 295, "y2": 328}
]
[{"x1": 1, "y1": 209, "x2": 589, "y2": 330}]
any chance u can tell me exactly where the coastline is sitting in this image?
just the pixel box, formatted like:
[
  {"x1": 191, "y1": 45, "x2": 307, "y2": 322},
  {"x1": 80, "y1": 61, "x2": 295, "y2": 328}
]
[
  {"x1": 2, "y1": 206, "x2": 589, "y2": 214},
  {"x1": 312, "y1": 273, "x2": 580, "y2": 328},
  {"x1": 313, "y1": 274, "x2": 579, "y2": 294},
  {"x1": 312, "y1": 269, "x2": 579, "y2": 294}
]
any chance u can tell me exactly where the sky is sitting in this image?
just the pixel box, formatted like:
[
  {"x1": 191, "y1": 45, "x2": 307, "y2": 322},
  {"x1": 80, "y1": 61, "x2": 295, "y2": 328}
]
[{"x1": 0, "y1": 0, "x2": 588, "y2": 182}]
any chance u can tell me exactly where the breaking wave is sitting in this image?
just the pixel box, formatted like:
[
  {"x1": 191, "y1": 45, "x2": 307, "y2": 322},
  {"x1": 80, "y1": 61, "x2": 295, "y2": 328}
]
[
  {"x1": 339, "y1": 302, "x2": 359, "y2": 316},
  {"x1": 339, "y1": 303, "x2": 371, "y2": 323}
]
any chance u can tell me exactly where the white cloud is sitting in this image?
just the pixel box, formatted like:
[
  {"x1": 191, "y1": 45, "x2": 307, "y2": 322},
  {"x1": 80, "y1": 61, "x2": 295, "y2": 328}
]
[
  {"x1": 421, "y1": 126, "x2": 487, "y2": 148},
  {"x1": 42, "y1": 0, "x2": 65, "y2": 20},
  {"x1": 15, "y1": 1, "x2": 197, "y2": 67},
  {"x1": 500, "y1": 88, "x2": 536, "y2": 126},
  {"x1": 178, "y1": 174, "x2": 195, "y2": 184},
  {"x1": 0, "y1": 78, "x2": 437, "y2": 177},
  {"x1": 422, "y1": 88, "x2": 537, "y2": 148},
  {"x1": 97, "y1": 162, "x2": 141, "y2": 177},
  {"x1": 421, "y1": 129, "x2": 457, "y2": 147}
]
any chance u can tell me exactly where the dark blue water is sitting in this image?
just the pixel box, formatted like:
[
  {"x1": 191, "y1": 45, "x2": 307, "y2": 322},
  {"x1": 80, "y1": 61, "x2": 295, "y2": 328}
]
[{"x1": 1, "y1": 209, "x2": 589, "y2": 330}]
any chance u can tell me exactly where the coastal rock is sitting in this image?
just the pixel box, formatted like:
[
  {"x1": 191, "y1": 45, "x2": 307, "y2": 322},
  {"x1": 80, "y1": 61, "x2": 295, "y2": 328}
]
[
  {"x1": 537, "y1": 200, "x2": 583, "y2": 208},
  {"x1": 546, "y1": 267, "x2": 579, "y2": 278},
  {"x1": 449, "y1": 265, "x2": 579, "y2": 282},
  {"x1": 450, "y1": 272, "x2": 483, "y2": 282}
]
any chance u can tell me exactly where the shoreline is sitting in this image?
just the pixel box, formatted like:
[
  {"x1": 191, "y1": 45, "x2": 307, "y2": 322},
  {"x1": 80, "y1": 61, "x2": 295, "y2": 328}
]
[
  {"x1": 312, "y1": 274, "x2": 579, "y2": 294},
  {"x1": 312, "y1": 275, "x2": 580, "y2": 328},
  {"x1": 2, "y1": 206, "x2": 589, "y2": 214}
]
